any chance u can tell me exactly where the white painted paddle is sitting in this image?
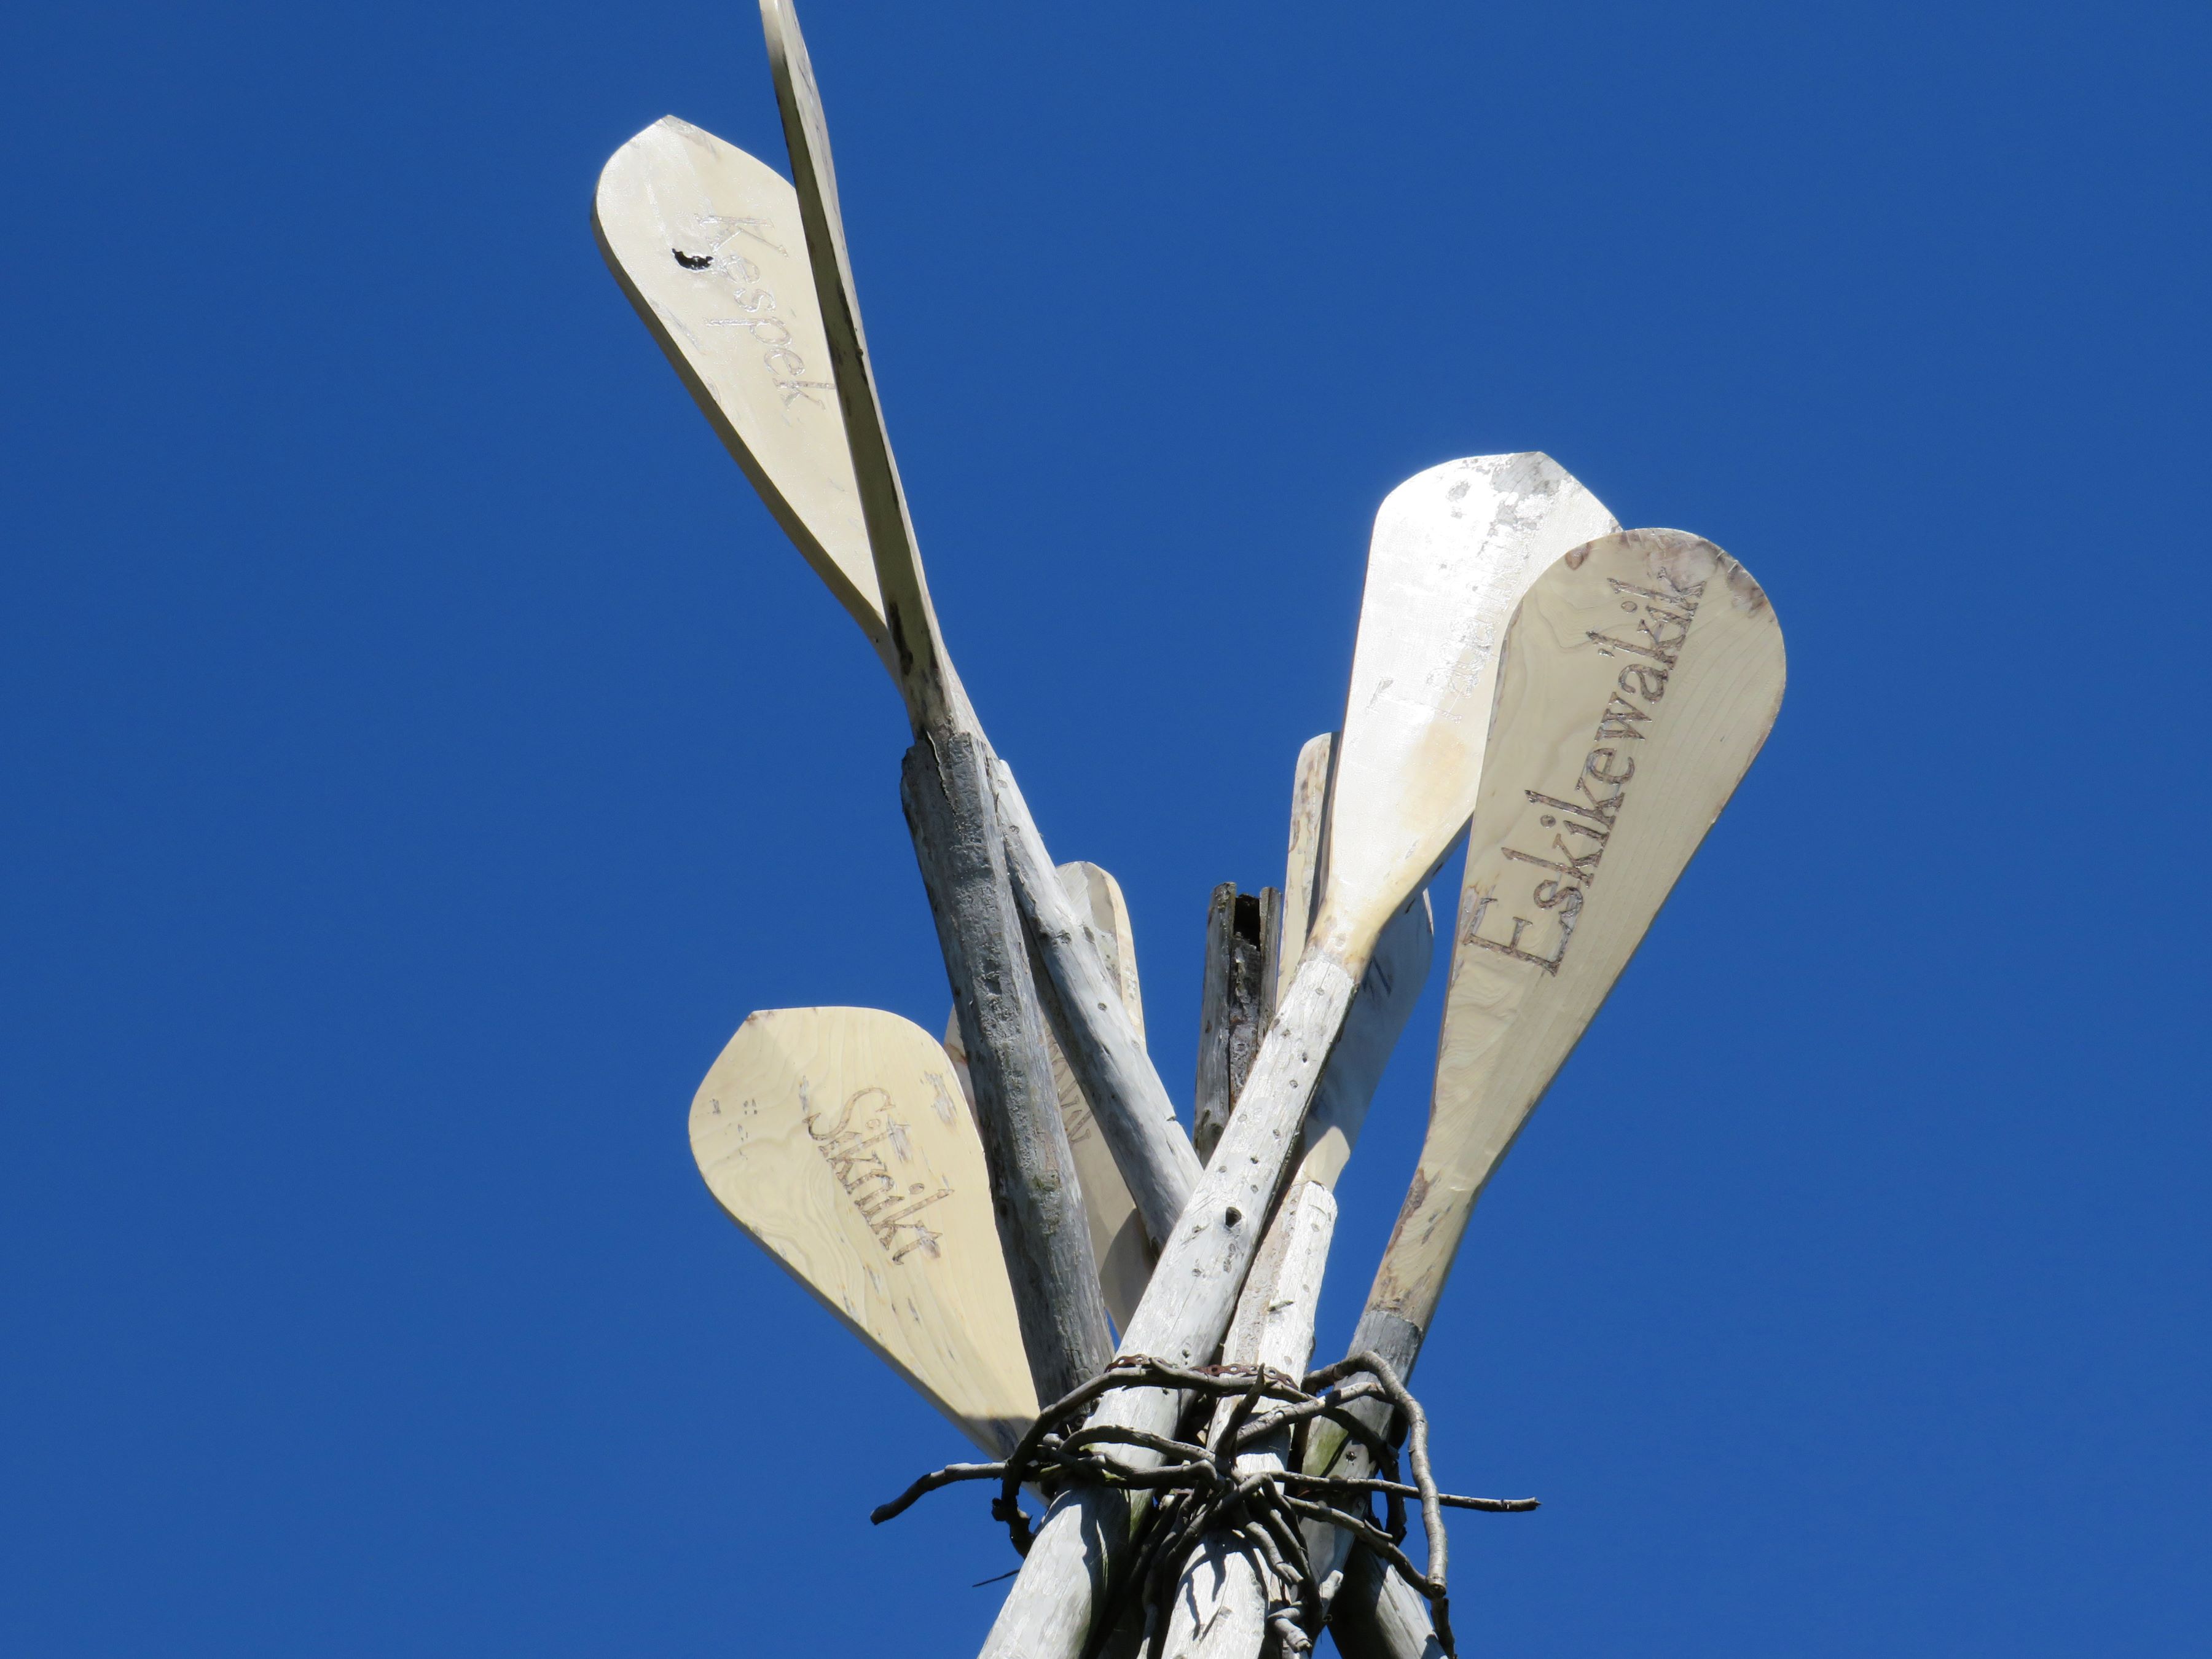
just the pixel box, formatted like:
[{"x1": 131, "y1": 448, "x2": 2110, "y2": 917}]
[
  {"x1": 978, "y1": 453, "x2": 1617, "y2": 1659},
  {"x1": 944, "y1": 861, "x2": 1153, "y2": 1330},
  {"x1": 687, "y1": 1006, "x2": 1037, "y2": 1459},
  {"x1": 1313, "y1": 531, "x2": 1786, "y2": 1658}
]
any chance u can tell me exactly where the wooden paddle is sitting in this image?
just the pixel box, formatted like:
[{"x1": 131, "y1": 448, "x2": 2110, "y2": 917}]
[
  {"x1": 1315, "y1": 530, "x2": 1786, "y2": 1659},
  {"x1": 1357, "y1": 527, "x2": 1786, "y2": 1375},
  {"x1": 688, "y1": 1006, "x2": 1036, "y2": 1459},
  {"x1": 944, "y1": 861, "x2": 1154, "y2": 1330},
  {"x1": 978, "y1": 452, "x2": 1618, "y2": 1659},
  {"x1": 594, "y1": 109, "x2": 1204, "y2": 1251}
]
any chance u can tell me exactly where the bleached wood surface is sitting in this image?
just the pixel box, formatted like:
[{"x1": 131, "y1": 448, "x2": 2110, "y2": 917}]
[
  {"x1": 687, "y1": 1007, "x2": 1035, "y2": 1457},
  {"x1": 947, "y1": 861, "x2": 1156, "y2": 1329},
  {"x1": 1320, "y1": 530, "x2": 1786, "y2": 1656},
  {"x1": 903, "y1": 731, "x2": 1113, "y2": 1405},
  {"x1": 978, "y1": 454, "x2": 1614, "y2": 1659},
  {"x1": 759, "y1": 0, "x2": 958, "y2": 734},
  {"x1": 1328, "y1": 1552, "x2": 1445, "y2": 1659},
  {"x1": 1163, "y1": 1181, "x2": 1338, "y2": 1659},
  {"x1": 994, "y1": 758, "x2": 1205, "y2": 1248},
  {"x1": 1276, "y1": 734, "x2": 1334, "y2": 1009},
  {"x1": 1295, "y1": 890, "x2": 1434, "y2": 1190},
  {"x1": 592, "y1": 117, "x2": 888, "y2": 667}
]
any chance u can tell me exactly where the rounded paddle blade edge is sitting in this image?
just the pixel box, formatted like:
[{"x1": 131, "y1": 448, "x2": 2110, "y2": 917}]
[
  {"x1": 688, "y1": 1006, "x2": 1037, "y2": 1456},
  {"x1": 1368, "y1": 528, "x2": 1786, "y2": 1335}
]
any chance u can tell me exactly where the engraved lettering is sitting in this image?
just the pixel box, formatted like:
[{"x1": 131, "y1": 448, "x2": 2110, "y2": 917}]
[
  {"x1": 1479, "y1": 555, "x2": 1710, "y2": 976},
  {"x1": 1586, "y1": 748, "x2": 1636, "y2": 785},
  {"x1": 1594, "y1": 694, "x2": 1652, "y2": 742},
  {"x1": 802, "y1": 1083, "x2": 954, "y2": 1262}
]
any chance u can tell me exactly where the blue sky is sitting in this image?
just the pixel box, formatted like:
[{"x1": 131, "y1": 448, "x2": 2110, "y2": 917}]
[{"x1": 4, "y1": 1, "x2": 2205, "y2": 1652}]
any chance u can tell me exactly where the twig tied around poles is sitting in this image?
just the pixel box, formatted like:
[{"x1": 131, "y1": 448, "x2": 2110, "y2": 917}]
[{"x1": 871, "y1": 1351, "x2": 1537, "y2": 1658}]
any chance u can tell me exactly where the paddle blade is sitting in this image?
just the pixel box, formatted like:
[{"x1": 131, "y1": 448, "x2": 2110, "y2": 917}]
[
  {"x1": 1317, "y1": 454, "x2": 1618, "y2": 957},
  {"x1": 944, "y1": 863, "x2": 1153, "y2": 1329},
  {"x1": 592, "y1": 117, "x2": 887, "y2": 659},
  {"x1": 688, "y1": 1007, "x2": 1037, "y2": 1457},
  {"x1": 1368, "y1": 529, "x2": 1786, "y2": 1333},
  {"x1": 760, "y1": 0, "x2": 952, "y2": 730}
]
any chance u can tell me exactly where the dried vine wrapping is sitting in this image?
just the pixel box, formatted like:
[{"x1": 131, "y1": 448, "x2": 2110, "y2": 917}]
[{"x1": 870, "y1": 1351, "x2": 1536, "y2": 1658}]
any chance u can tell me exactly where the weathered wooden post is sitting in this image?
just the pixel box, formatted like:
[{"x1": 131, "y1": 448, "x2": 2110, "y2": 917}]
[{"x1": 1193, "y1": 883, "x2": 1282, "y2": 1163}]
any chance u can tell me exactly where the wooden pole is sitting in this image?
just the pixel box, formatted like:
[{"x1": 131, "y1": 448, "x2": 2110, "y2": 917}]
[
  {"x1": 992, "y1": 756, "x2": 1204, "y2": 1245},
  {"x1": 900, "y1": 728, "x2": 1114, "y2": 1404},
  {"x1": 1161, "y1": 1179, "x2": 1337, "y2": 1658},
  {"x1": 1193, "y1": 884, "x2": 1281, "y2": 1164}
]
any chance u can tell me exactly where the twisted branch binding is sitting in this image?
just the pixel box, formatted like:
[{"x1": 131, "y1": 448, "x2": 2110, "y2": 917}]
[{"x1": 871, "y1": 1351, "x2": 1537, "y2": 1658}]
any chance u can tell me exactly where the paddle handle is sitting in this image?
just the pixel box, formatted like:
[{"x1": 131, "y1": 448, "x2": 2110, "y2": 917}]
[{"x1": 978, "y1": 952, "x2": 1360, "y2": 1659}]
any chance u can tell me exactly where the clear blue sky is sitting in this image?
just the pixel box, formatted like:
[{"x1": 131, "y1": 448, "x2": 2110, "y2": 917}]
[{"x1": 4, "y1": 1, "x2": 2205, "y2": 1653}]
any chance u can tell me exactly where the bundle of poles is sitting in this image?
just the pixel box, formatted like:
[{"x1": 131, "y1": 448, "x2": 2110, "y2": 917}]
[{"x1": 594, "y1": 5, "x2": 1787, "y2": 1655}]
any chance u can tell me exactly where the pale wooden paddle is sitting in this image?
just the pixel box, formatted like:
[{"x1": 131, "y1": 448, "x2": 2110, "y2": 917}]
[
  {"x1": 978, "y1": 452, "x2": 1618, "y2": 1659},
  {"x1": 1314, "y1": 530, "x2": 1786, "y2": 1659},
  {"x1": 944, "y1": 861, "x2": 1154, "y2": 1330},
  {"x1": 1359, "y1": 527, "x2": 1785, "y2": 1373},
  {"x1": 594, "y1": 110, "x2": 1204, "y2": 1250},
  {"x1": 687, "y1": 1006, "x2": 1036, "y2": 1460}
]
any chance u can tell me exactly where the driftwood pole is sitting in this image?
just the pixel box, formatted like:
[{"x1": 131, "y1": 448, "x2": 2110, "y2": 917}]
[
  {"x1": 993, "y1": 758, "x2": 1204, "y2": 1246},
  {"x1": 1161, "y1": 1179, "x2": 1338, "y2": 1657},
  {"x1": 901, "y1": 728, "x2": 1114, "y2": 1403}
]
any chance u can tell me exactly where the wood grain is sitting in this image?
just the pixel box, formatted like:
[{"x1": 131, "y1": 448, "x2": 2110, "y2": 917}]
[
  {"x1": 688, "y1": 1006, "x2": 1035, "y2": 1458},
  {"x1": 1277, "y1": 734, "x2": 1335, "y2": 1009},
  {"x1": 761, "y1": 0, "x2": 956, "y2": 733},
  {"x1": 1193, "y1": 884, "x2": 1281, "y2": 1164},
  {"x1": 947, "y1": 861, "x2": 1156, "y2": 1330},
  {"x1": 592, "y1": 117, "x2": 886, "y2": 667},
  {"x1": 902, "y1": 732, "x2": 1113, "y2": 1406},
  {"x1": 994, "y1": 758, "x2": 1205, "y2": 1250},
  {"x1": 1360, "y1": 528, "x2": 1786, "y2": 1357}
]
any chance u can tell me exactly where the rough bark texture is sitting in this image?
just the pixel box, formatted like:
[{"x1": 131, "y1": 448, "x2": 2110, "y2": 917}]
[
  {"x1": 900, "y1": 729, "x2": 1113, "y2": 1405},
  {"x1": 1193, "y1": 884, "x2": 1282, "y2": 1164}
]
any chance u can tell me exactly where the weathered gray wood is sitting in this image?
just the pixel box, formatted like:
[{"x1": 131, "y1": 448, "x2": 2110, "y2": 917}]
[
  {"x1": 900, "y1": 729, "x2": 1113, "y2": 1405},
  {"x1": 992, "y1": 757, "x2": 1204, "y2": 1248},
  {"x1": 1328, "y1": 1550, "x2": 1445, "y2": 1659},
  {"x1": 1192, "y1": 884, "x2": 1281, "y2": 1164},
  {"x1": 1164, "y1": 1180, "x2": 1338, "y2": 1658},
  {"x1": 944, "y1": 861, "x2": 1157, "y2": 1330}
]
